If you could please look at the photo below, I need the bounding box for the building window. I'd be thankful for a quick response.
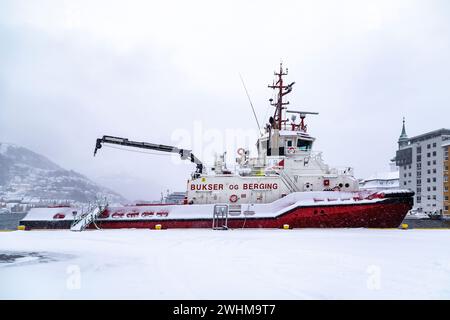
[427,161,431,166]
[416,196,421,203]
[427,144,431,149]
[433,177,436,182]
[427,169,431,174]
[408,172,412,177]
[433,195,436,200]
[427,178,431,183]
[433,142,436,147]
[417,179,422,185]
[445,206,449,211]
[433,186,436,191]
[404,181,407,186]
[427,153,431,158]
[427,187,431,192]
[433,168,436,174]
[433,151,436,156]
[433,160,436,165]
[417,146,422,154]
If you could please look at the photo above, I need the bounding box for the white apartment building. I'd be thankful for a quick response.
[395,119,450,215]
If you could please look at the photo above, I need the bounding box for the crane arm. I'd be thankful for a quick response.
[94,135,204,175]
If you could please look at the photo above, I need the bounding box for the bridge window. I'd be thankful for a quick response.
[297,139,312,150]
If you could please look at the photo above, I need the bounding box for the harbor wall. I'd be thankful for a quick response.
[403,218,450,229]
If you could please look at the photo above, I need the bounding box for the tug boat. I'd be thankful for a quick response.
[21,64,413,230]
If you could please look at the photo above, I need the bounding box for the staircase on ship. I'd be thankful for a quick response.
[70,199,108,232]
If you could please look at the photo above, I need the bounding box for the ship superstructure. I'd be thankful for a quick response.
[187,64,358,205]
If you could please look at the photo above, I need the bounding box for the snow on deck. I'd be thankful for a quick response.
[22,207,77,221]
[1,229,450,299]
[22,191,385,222]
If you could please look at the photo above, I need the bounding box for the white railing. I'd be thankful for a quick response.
[70,199,108,232]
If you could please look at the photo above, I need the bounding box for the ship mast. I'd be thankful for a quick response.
[267,64,317,133]
[268,63,294,130]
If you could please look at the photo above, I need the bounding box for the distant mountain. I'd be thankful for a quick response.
[0,143,126,204]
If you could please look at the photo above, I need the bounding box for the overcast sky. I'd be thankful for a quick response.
[1,0,449,201]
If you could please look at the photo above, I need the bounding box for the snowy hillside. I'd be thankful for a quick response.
[0,143,126,203]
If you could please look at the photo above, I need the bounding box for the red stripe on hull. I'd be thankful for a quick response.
[93,200,411,229]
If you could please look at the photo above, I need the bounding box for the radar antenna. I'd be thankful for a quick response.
[286,110,319,132]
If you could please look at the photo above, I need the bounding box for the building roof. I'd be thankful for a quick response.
[408,128,450,144]
[362,171,399,182]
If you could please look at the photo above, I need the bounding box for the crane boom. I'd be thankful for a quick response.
[94,135,204,177]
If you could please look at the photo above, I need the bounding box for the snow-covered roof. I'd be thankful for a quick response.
[409,128,450,143]
[362,171,399,182]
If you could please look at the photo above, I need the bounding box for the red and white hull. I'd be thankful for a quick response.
[21,190,414,230]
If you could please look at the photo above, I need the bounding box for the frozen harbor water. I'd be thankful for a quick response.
[1,228,450,299]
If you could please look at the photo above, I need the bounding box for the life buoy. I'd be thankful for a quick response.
[141,211,154,217]
[229,194,238,203]
[99,211,110,219]
[126,212,140,218]
[237,148,245,156]
[112,212,125,218]
[287,147,295,154]
[156,211,169,217]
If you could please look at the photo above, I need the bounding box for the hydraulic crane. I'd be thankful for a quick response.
[94,135,204,178]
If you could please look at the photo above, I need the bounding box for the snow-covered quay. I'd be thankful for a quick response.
[1,229,450,299]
